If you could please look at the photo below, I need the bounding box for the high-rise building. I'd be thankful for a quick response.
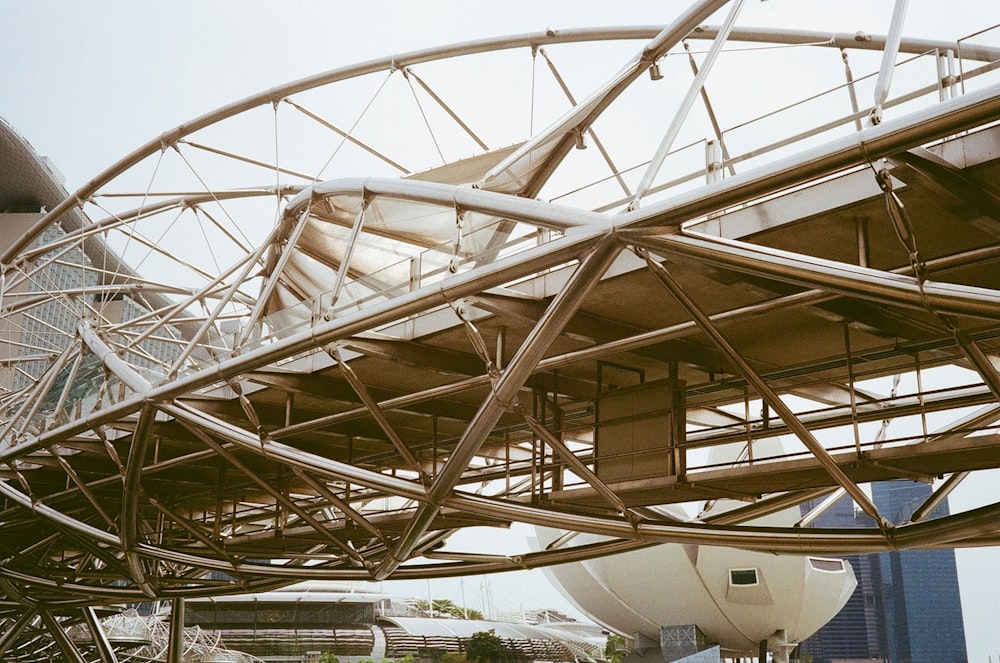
[871,481,968,663]
[0,119,183,401]
[800,482,968,663]
[798,495,888,663]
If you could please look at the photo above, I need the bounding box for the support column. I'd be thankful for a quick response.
[167,598,185,663]
[82,606,120,663]
[39,608,87,663]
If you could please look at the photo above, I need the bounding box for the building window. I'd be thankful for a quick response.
[729,568,759,586]
[808,557,845,572]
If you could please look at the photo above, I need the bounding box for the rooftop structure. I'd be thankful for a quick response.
[184,583,605,663]
[1,3,1000,661]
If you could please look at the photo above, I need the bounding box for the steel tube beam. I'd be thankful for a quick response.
[177,420,368,566]
[640,249,890,530]
[698,28,1000,63]
[872,0,910,118]
[52,449,117,530]
[618,81,1000,230]
[889,500,1000,548]
[0,471,123,548]
[8,83,998,469]
[233,208,315,350]
[374,235,623,579]
[795,488,847,529]
[0,564,287,602]
[705,488,837,526]
[632,0,744,205]
[147,498,232,560]
[329,344,425,477]
[120,405,158,598]
[523,412,631,517]
[7,21,996,263]
[911,471,969,523]
[82,605,120,663]
[0,343,73,443]
[328,199,370,306]
[78,321,152,395]
[160,400,427,500]
[285,99,411,173]
[166,598,185,663]
[291,467,389,546]
[443,492,884,553]
[952,329,1000,398]
[271,243,1000,444]
[286,175,610,232]
[630,231,1000,322]
[0,609,37,659]
[0,283,184,317]
[39,608,87,663]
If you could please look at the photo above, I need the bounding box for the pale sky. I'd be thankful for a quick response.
[2,1,998,660]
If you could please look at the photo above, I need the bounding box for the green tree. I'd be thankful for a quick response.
[604,633,627,663]
[319,654,340,663]
[466,629,506,663]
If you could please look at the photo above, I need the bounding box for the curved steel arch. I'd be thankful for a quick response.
[1,4,1000,636]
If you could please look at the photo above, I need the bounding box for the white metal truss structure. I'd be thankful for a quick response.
[2,1,1000,658]
[62,609,261,663]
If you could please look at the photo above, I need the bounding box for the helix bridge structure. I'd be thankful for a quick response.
[1,1,999,660]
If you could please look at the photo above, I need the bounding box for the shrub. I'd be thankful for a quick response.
[466,629,506,663]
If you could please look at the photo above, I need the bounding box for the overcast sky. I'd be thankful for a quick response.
[2,1,998,660]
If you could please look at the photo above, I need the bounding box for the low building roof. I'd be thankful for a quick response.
[381,615,593,644]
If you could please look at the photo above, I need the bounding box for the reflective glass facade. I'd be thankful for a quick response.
[800,482,968,663]
[872,481,967,663]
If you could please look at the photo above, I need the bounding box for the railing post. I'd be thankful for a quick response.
[409,255,420,292]
[705,139,723,185]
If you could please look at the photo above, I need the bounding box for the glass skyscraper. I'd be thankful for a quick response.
[800,481,968,663]
[871,481,968,663]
